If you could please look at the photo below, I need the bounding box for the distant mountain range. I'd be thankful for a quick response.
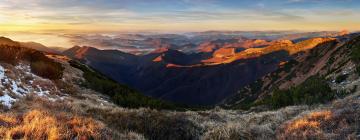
[63,33,342,105]
[62,31,348,55]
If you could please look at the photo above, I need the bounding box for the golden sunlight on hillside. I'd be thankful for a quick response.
[278,111,333,139]
[0,110,111,139]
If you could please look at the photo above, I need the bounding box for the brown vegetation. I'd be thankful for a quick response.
[0,110,111,140]
[277,95,360,140]
[0,43,64,80]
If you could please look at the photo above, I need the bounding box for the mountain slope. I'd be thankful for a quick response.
[64,37,337,105]
[20,42,60,54]
[223,34,360,109]
[0,37,175,110]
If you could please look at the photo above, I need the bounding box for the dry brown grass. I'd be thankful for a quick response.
[277,95,360,140]
[0,109,111,140]
[278,110,332,139]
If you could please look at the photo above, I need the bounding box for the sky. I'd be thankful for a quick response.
[0,0,359,32]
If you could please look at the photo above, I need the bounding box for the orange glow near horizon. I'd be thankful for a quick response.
[0,21,359,33]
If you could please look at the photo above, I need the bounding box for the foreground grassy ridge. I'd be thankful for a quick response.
[0,45,64,79]
[69,60,179,110]
[7,94,310,140]
[0,110,111,139]
[2,83,359,140]
[277,94,360,139]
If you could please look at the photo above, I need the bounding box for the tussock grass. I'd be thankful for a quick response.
[277,93,360,140]
[0,109,111,140]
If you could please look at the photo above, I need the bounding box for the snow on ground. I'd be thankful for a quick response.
[0,93,16,108]
[0,63,62,108]
[0,65,4,79]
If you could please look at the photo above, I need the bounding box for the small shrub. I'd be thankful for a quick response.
[54,80,78,95]
[269,89,293,109]
[335,74,348,83]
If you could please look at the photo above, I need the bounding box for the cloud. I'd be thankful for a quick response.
[0,0,359,32]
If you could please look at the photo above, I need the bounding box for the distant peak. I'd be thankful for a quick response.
[0,36,10,40]
[63,45,99,59]
[339,30,349,36]
[0,36,19,46]
[253,39,267,44]
[74,46,92,59]
[72,45,82,49]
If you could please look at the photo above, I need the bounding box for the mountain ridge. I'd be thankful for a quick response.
[63,36,339,105]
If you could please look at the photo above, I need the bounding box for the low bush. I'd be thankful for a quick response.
[335,74,348,83]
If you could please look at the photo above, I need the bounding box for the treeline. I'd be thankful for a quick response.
[349,36,360,75]
[261,76,346,109]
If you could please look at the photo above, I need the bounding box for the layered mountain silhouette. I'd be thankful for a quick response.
[64,36,337,105]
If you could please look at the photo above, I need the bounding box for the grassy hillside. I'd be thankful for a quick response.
[223,34,360,110]
[0,44,64,80]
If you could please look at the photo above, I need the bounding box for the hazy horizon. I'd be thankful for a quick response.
[0,29,352,50]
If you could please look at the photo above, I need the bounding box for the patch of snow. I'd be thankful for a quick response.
[0,65,4,79]
[59,96,65,100]
[48,98,56,102]
[35,85,50,96]
[11,81,27,96]
[0,63,63,109]
[0,93,17,108]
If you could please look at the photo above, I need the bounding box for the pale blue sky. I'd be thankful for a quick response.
[0,0,359,32]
